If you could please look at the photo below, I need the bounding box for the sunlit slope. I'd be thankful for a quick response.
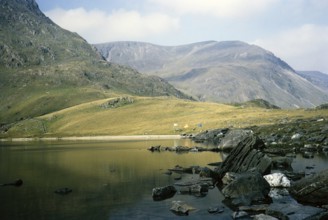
[4,97,328,137]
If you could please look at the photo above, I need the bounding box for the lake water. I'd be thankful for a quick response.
[0,139,232,220]
[1,139,328,220]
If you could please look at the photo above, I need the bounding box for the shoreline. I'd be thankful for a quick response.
[0,135,182,142]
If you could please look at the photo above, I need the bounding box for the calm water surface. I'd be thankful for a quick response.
[0,139,230,220]
[2,139,328,220]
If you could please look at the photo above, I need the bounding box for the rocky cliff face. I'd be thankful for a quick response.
[95,41,328,108]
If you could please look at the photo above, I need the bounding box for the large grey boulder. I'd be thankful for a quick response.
[222,169,271,206]
[289,169,328,205]
[218,129,254,152]
[192,128,229,144]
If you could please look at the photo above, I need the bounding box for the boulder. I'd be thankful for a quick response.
[289,169,328,205]
[152,185,176,201]
[192,128,229,144]
[264,173,291,188]
[217,134,271,178]
[222,169,271,206]
[170,201,196,216]
[218,129,254,152]
[266,202,325,220]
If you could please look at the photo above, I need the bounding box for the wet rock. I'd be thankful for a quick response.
[178,183,209,197]
[232,210,249,219]
[54,187,72,195]
[222,172,239,185]
[218,129,254,152]
[152,185,176,201]
[289,169,328,205]
[254,213,278,220]
[207,205,225,214]
[222,169,271,206]
[266,202,325,220]
[264,173,291,188]
[148,145,161,152]
[217,134,271,178]
[170,201,196,216]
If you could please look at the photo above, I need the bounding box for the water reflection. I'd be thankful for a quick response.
[0,139,224,220]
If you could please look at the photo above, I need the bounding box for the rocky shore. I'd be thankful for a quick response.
[150,117,328,219]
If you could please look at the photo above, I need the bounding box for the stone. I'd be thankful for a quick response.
[289,169,328,205]
[192,128,229,144]
[232,211,249,219]
[291,133,302,140]
[207,205,225,214]
[222,169,271,206]
[264,173,291,188]
[254,213,278,220]
[170,201,196,216]
[152,185,176,201]
[266,202,325,220]
[218,129,254,152]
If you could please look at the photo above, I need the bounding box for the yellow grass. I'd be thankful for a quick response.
[5,96,328,137]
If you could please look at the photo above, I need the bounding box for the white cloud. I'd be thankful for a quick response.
[149,0,278,18]
[45,8,180,43]
[254,24,328,73]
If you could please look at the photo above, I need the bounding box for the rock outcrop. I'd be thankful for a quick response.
[217,134,271,178]
[289,169,328,205]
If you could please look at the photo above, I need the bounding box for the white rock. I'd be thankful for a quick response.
[291,133,302,140]
[264,173,291,188]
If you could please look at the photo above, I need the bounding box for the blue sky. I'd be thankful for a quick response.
[36,0,328,73]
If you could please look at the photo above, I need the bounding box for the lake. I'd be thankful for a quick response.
[0,138,232,220]
[1,139,328,220]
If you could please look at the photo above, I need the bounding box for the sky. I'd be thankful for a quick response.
[35,0,328,73]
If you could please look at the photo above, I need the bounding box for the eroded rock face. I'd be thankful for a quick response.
[289,169,328,205]
[217,134,271,178]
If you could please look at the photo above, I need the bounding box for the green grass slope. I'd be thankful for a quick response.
[3,96,327,138]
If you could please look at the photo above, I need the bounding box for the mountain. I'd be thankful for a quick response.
[0,0,188,125]
[296,71,328,92]
[95,41,328,108]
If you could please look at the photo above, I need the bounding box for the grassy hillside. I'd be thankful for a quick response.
[2,96,327,138]
[0,0,189,125]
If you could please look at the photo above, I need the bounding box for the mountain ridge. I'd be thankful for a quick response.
[0,0,188,124]
[95,41,328,108]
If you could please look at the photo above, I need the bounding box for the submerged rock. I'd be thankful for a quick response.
[54,187,72,195]
[152,185,176,201]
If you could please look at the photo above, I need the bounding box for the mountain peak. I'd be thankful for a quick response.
[95,41,328,108]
